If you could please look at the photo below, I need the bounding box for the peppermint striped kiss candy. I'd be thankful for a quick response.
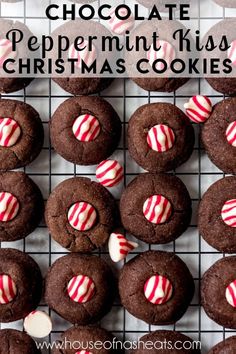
[68,202,97,231]
[72,114,100,142]
[228,40,236,67]
[226,280,236,307]
[0,39,16,68]
[108,7,134,35]
[108,233,138,262]
[144,275,173,305]
[0,192,19,222]
[68,40,97,69]
[143,194,172,224]
[221,199,236,227]
[0,274,17,304]
[147,40,176,71]
[76,351,93,354]
[96,160,123,187]
[147,124,175,153]
[184,95,212,123]
[0,118,21,147]
[226,121,236,147]
[24,311,52,338]
[67,275,95,303]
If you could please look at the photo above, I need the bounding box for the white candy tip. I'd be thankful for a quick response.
[24,311,52,338]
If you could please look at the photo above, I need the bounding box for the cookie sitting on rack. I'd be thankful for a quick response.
[0,329,40,353]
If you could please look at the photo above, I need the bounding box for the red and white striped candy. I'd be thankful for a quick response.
[68,202,97,231]
[147,40,176,71]
[0,192,19,222]
[0,274,17,304]
[144,275,173,305]
[228,40,236,66]
[0,39,16,68]
[108,233,138,262]
[67,275,95,303]
[96,160,123,187]
[108,7,134,35]
[143,194,172,224]
[226,280,236,307]
[72,114,100,142]
[226,121,236,147]
[147,124,175,152]
[24,311,52,338]
[68,40,97,69]
[221,199,236,227]
[76,351,93,354]
[184,95,212,123]
[0,118,21,147]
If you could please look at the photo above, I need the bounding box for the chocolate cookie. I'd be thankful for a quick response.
[0,329,40,354]
[45,253,116,324]
[120,173,191,244]
[136,0,190,11]
[50,96,121,166]
[0,171,44,242]
[0,99,44,171]
[213,0,236,7]
[202,19,236,95]
[199,176,236,253]
[0,19,34,93]
[0,329,40,353]
[126,20,191,92]
[119,250,194,325]
[201,97,236,174]
[50,20,113,95]
[45,177,118,252]
[52,325,118,354]
[201,256,236,328]
[207,336,236,354]
[128,102,194,173]
[0,248,42,322]
[133,330,200,354]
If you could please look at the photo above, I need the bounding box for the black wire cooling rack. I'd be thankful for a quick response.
[0,0,234,352]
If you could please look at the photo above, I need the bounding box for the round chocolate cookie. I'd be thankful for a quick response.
[199,176,236,253]
[126,20,191,92]
[133,330,200,354]
[52,326,118,354]
[202,19,236,95]
[119,250,195,325]
[207,336,236,354]
[50,20,113,95]
[201,97,236,174]
[128,102,195,173]
[201,256,236,328]
[50,96,121,166]
[45,177,118,252]
[0,248,42,322]
[213,0,236,7]
[45,253,116,324]
[0,19,34,93]
[0,329,40,353]
[0,99,44,171]
[0,171,44,242]
[120,173,191,244]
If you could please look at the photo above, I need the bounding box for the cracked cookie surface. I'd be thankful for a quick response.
[45,253,116,324]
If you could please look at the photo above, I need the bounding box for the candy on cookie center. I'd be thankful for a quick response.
[221,199,236,227]
[143,194,172,224]
[226,280,236,307]
[0,274,17,304]
[72,114,101,142]
[144,275,173,305]
[68,40,97,69]
[0,118,21,147]
[147,40,176,69]
[0,38,17,68]
[228,40,236,67]
[67,275,95,303]
[68,202,97,231]
[76,351,93,354]
[147,124,175,153]
[0,192,20,222]
[226,122,236,147]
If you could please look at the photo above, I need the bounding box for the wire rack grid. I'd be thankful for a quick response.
[0,0,235,353]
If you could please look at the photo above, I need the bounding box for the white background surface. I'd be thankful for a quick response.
[0,0,235,352]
